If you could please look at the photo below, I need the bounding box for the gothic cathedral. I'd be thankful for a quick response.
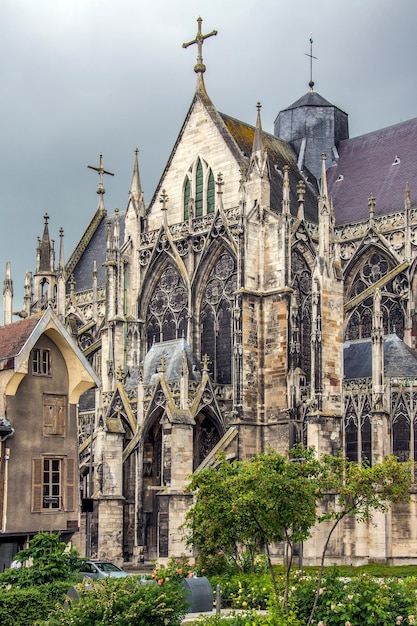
[4,19,417,565]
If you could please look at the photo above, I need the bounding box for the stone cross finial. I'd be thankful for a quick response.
[201,353,210,372]
[160,189,169,211]
[183,17,217,75]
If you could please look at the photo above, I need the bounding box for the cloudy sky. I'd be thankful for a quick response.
[1,0,416,316]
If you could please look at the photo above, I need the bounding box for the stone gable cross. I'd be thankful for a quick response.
[183,17,217,74]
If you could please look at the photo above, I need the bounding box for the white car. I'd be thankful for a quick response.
[79,560,128,580]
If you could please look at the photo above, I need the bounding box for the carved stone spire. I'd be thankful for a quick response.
[3,262,13,325]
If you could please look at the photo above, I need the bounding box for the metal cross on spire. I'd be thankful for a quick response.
[182,16,217,75]
[87,154,114,196]
[304,34,318,91]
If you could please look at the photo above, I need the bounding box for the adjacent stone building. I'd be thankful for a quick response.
[0,307,99,569]
[3,19,417,565]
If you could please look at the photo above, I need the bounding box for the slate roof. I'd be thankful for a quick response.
[0,315,41,363]
[328,118,417,225]
[344,334,417,380]
[143,338,201,384]
[282,90,340,111]
[68,210,125,293]
[220,113,319,222]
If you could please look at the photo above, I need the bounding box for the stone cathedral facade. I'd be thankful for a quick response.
[4,21,417,565]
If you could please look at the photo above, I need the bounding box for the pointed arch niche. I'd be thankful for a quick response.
[199,250,237,385]
[345,249,407,340]
[145,265,188,349]
[184,157,215,219]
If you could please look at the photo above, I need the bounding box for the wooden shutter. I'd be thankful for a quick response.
[65,458,76,512]
[43,395,66,436]
[32,458,43,513]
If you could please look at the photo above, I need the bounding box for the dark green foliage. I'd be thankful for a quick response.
[36,576,188,626]
[0,581,70,626]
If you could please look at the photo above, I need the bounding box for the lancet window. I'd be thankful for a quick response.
[344,396,372,463]
[200,252,236,385]
[345,251,406,340]
[291,250,312,381]
[145,265,188,349]
[391,389,417,468]
[184,157,215,219]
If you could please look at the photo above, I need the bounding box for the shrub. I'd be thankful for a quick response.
[36,575,187,626]
[290,570,417,626]
[0,581,71,626]
[209,573,275,610]
[0,532,81,587]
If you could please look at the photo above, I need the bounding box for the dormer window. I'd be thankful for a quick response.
[184,157,215,219]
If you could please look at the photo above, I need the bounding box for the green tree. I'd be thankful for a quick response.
[307,454,413,626]
[185,446,325,610]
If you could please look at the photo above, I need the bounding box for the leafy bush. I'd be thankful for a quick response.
[0,532,81,587]
[37,576,187,626]
[187,606,301,625]
[290,570,417,626]
[0,581,71,626]
[210,573,275,610]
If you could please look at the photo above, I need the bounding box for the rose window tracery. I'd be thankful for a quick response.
[345,251,406,340]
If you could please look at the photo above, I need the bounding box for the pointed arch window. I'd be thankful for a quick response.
[184,178,191,220]
[291,250,312,381]
[345,250,407,340]
[200,252,236,384]
[145,265,188,349]
[207,171,215,214]
[183,157,215,220]
[344,396,372,464]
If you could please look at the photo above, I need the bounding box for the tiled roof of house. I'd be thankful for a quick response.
[328,118,417,225]
[0,315,41,362]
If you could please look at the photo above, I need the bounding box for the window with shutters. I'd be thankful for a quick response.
[32,348,51,376]
[183,157,215,219]
[32,457,76,512]
[43,395,66,437]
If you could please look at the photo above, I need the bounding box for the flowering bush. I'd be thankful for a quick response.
[290,571,417,626]
[209,573,275,610]
[150,554,205,585]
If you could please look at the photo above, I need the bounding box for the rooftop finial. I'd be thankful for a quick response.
[305,33,318,91]
[87,154,114,197]
[182,17,217,77]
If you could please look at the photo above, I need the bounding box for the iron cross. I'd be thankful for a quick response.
[304,34,318,90]
[183,17,217,74]
[87,154,114,192]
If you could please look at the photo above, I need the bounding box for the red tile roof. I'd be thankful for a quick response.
[0,315,42,362]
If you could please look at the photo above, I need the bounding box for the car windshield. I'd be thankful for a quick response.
[95,562,122,573]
